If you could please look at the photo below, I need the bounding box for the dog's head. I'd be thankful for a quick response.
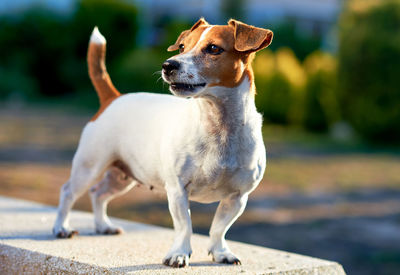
[162,18,273,97]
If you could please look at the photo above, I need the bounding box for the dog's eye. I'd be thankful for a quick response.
[179,44,185,53]
[205,44,224,55]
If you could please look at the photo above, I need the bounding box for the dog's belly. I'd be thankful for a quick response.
[188,185,235,203]
[186,166,262,203]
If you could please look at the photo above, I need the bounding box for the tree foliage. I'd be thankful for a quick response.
[338,0,400,142]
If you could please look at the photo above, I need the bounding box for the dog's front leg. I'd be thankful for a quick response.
[208,192,248,264]
[163,182,192,268]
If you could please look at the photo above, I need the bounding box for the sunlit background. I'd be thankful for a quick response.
[0,0,399,274]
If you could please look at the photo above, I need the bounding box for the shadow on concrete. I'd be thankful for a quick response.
[110,261,229,273]
[195,213,400,275]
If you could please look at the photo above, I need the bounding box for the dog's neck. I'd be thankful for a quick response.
[195,72,258,140]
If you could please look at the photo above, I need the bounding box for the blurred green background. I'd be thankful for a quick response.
[1,0,400,275]
[1,0,400,143]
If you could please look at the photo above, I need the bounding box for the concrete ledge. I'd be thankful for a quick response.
[0,196,346,274]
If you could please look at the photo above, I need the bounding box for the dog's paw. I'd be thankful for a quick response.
[96,226,124,235]
[53,227,79,239]
[163,253,190,268]
[210,249,241,265]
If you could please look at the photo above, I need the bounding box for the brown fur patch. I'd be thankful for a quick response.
[87,43,120,121]
[229,19,273,52]
[178,26,210,53]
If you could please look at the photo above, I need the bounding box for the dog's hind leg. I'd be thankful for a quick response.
[90,165,138,235]
[208,192,248,265]
[53,159,107,238]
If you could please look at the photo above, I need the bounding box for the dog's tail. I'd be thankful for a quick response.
[87,27,120,120]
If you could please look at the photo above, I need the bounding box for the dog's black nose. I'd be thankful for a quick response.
[162,60,180,75]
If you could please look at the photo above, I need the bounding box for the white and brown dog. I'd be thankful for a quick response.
[53,18,273,268]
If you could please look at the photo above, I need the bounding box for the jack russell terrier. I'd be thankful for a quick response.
[53,18,273,268]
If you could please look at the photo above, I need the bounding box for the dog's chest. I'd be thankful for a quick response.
[185,120,265,203]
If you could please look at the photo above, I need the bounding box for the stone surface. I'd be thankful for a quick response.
[0,196,346,274]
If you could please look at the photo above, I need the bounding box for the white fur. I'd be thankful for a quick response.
[90,26,106,44]
[53,25,266,268]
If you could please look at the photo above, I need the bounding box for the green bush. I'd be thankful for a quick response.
[0,9,69,97]
[114,49,169,94]
[268,22,322,61]
[0,67,38,99]
[254,48,340,131]
[0,0,138,100]
[255,49,304,125]
[72,0,138,63]
[338,0,400,142]
[256,72,293,124]
[302,51,339,131]
[157,20,192,52]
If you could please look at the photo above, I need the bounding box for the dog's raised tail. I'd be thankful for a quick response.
[87,27,120,120]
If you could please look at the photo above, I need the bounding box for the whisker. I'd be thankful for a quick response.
[153,70,162,76]
[156,76,164,84]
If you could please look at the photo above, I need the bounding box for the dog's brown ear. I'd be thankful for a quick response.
[228,19,273,52]
[168,18,209,52]
[190,17,209,31]
[168,30,190,51]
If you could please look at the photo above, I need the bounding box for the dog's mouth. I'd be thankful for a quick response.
[170,82,206,92]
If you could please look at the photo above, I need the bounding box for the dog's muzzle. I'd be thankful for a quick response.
[162,59,207,95]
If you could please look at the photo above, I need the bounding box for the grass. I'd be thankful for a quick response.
[259,155,400,194]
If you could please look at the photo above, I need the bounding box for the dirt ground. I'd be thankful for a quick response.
[1,103,400,275]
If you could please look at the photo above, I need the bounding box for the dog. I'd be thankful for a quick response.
[53,18,273,268]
